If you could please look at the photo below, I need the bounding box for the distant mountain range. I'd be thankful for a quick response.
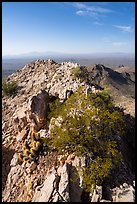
[2,52,135,78]
[2,51,135,59]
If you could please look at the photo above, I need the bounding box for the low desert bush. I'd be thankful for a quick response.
[71,66,82,79]
[48,86,125,191]
[2,78,17,96]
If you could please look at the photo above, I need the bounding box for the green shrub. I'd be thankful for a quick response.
[48,98,61,120]
[83,157,111,191]
[48,86,125,191]
[71,66,82,79]
[2,78,17,96]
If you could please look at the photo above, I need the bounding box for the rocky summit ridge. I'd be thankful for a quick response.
[2,59,135,202]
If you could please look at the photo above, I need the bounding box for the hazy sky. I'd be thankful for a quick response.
[2,2,135,56]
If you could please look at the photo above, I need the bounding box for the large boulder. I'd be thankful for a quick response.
[30,90,49,118]
[28,90,50,131]
[12,90,50,142]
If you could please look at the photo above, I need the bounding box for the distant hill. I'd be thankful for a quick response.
[2,52,135,77]
[86,64,135,116]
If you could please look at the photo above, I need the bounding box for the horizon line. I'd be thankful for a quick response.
[2,51,135,57]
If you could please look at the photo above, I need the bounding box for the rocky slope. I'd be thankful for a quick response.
[86,64,135,117]
[2,59,135,202]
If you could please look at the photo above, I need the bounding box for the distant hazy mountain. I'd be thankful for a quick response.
[2,52,135,78]
[2,51,69,59]
[2,52,135,59]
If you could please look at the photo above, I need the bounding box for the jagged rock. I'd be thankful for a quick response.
[112,184,135,202]
[58,163,70,202]
[52,193,59,202]
[13,106,27,121]
[91,189,100,202]
[96,185,102,201]
[2,122,6,130]
[57,155,86,202]
[89,185,102,202]
[32,155,86,202]
[48,59,56,64]
[3,165,23,202]
[10,153,19,167]
[69,156,85,202]
[32,169,56,202]
[16,128,28,141]
[123,182,128,188]
[13,106,28,132]
[58,155,68,167]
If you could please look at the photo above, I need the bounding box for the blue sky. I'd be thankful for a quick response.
[2,2,135,56]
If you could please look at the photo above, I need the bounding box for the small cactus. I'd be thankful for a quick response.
[23,156,30,162]
[18,131,43,165]
[23,140,30,150]
[31,140,37,149]
[30,148,37,156]
[31,132,36,141]
[23,149,30,157]
[35,141,41,151]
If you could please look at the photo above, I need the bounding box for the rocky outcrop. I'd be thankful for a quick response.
[32,168,57,202]
[27,90,50,132]
[3,163,24,202]
[13,89,50,135]
[111,183,135,202]
[32,155,86,202]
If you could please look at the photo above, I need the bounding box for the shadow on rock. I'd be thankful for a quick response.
[2,146,15,191]
[69,164,90,202]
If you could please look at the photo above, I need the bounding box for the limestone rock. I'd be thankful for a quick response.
[58,163,70,202]
[3,165,23,202]
[32,169,56,202]
[32,155,86,202]
[52,193,59,202]
[69,156,85,202]
[10,153,19,167]
[91,189,100,202]
[112,184,135,202]
[96,185,102,201]
[13,106,27,120]
[16,129,28,141]
[13,106,28,132]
